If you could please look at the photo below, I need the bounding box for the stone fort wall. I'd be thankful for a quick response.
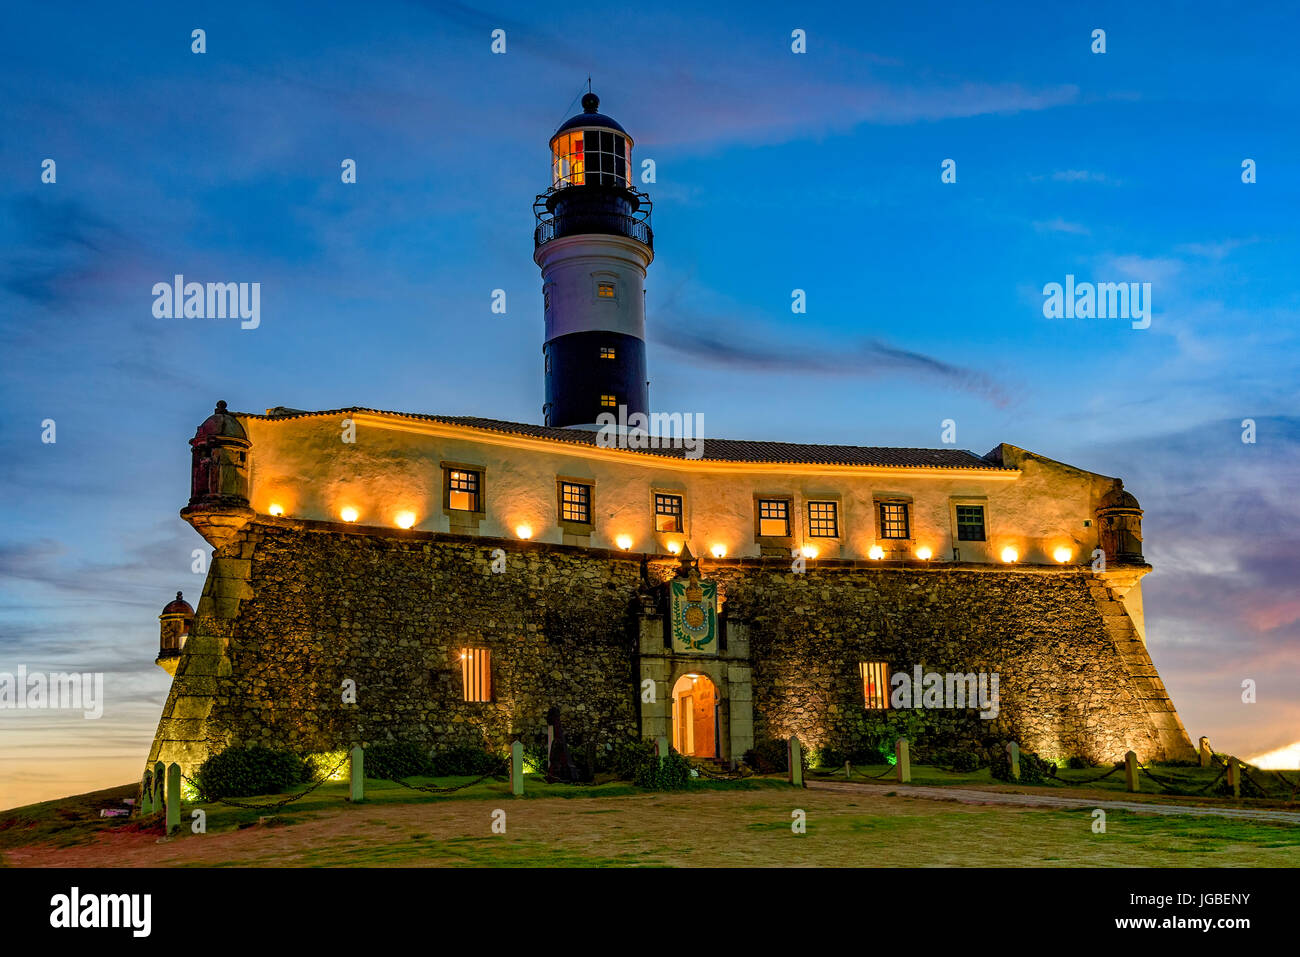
[148,519,1192,775]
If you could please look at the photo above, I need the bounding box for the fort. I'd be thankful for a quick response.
[146,91,1195,778]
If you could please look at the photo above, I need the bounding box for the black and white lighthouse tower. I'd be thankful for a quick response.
[534,91,653,429]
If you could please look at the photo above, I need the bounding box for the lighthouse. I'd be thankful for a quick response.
[534,91,654,429]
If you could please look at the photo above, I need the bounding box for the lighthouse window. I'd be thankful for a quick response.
[599,346,616,360]
[757,499,790,538]
[597,281,617,299]
[655,493,683,533]
[447,469,481,512]
[560,481,592,524]
[600,394,617,408]
[554,130,631,188]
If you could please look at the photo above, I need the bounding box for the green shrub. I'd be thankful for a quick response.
[1067,755,1094,770]
[990,746,1055,784]
[432,745,500,777]
[929,749,982,771]
[194,745,309,800]
[609,738,657,781]
[810,746,846,770]
[633,748,692,790]
[365,742,434,780]
[743,738,795,773]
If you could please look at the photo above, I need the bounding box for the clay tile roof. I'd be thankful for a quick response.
[246,407,1013,471]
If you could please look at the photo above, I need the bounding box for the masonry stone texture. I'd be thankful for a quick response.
[149,518,1191,776]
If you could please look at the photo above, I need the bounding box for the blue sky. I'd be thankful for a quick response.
[2,1,1298,807]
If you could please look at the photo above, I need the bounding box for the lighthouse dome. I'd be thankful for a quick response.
[553,92,630,138]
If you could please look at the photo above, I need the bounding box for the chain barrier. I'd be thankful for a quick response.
[1238,766,1297,802]
[1055,764,1123,785]
[180,752,352,811]
[378,763,508,794]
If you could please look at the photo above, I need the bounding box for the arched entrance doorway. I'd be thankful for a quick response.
[672,673,719,758]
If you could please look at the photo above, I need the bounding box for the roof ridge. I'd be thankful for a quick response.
[236,407,1014,470]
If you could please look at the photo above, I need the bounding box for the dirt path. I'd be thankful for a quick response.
[807,780,1300,824]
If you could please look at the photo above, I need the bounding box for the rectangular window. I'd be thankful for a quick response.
[655,493,683,533]
[447,469,480,512]
[599,346,616,360]
[758,499,790,538]
[956,504,986,542]
[879,501,910,540]
[596,281,616,299]
[460,648,492,703]
[560,481,591,524]
[860,661,890,709]
[807,501,839,538]
[600,394,617,408]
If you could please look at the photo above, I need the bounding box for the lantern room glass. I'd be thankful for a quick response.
[552,129,632,188]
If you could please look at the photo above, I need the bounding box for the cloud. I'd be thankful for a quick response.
[1033,217,1090,235]
[651,323,1012,407]
[1174,238,1257,260]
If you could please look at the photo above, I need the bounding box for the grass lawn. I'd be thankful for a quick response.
[2,772,1298,867]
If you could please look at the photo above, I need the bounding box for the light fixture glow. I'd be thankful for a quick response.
[800,545,817,559]
[915,546,932,561]
[1053,546,1073,563]
[667,541,682,555]
[268,504,284,517]
[868,545,885,560]
[1001,546,1019,563]
[616,534,633,550]
[395,511,416,529]
[340,506,359,523]
[710,544,727,558]
[515,525,533,540]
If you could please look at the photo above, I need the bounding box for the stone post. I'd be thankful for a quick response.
[1227,757,1241,799]
[895,738,911,784]
[165,763,181,834]
[349,746,364,803]
[510,741,524,797]
[1006,742,1020,782]
[655,735,670,768]
[787,736,804,787]
[1125,751,1139,792]
[845,760,852,780]
[153,761,166,812]
[1198,736,1213,769]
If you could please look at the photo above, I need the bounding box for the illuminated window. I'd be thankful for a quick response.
[860,661,889,709]
[460,648,492,702]
[447,469,481,512]
[560,481,591,524]
[599,346,616,360]
[879,502,910,540]
[552,130,631,188]
[808,501,839,538]
[655,493,683,533]
[757,499,790,538]
[956,505,986,542]
[600,394,617,408]
[597,281,616,299]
